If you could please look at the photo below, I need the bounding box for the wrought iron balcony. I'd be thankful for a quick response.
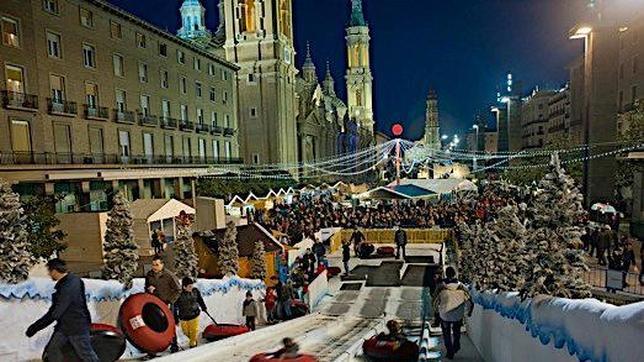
[2,90,38,111]
[223,127,235,137]
[138,112,158,127]
[114,109,136,124]
[160,117,178,129]
[0,151,243,166]
[179,120,194,132]
[196,122,211,133]
[211,125,223,135]
[47,98,77,116]
[84,105,109,120]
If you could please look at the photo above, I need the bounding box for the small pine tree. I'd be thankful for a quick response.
[23,195,67,259]
[102,191,139,289]
[0,178,33,284]
[520,154,591,300]
[174,218,198,280]
[218,220,239,276]
[250,240,266,281]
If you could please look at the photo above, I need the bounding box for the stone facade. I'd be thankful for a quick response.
[423,89,441,149]
[0,0,240,211]
[520,89,556,150]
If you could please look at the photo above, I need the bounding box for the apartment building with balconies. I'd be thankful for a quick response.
[0,0,241,212]
[520,89,556,150]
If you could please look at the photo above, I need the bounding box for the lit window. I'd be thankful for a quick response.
[136,32,146,48]
[5,64,25,94]
[113,54,124,77]
[180,77,187,94]
[1,17,20,47]
[195,82,202,97]
[49,74,65,103]
[82,44,96,68]
[85,82,99,108]
[138,63,148,83]
[43,0,59,14]
[110,21,122,39]
[159,42,167,57]
[160,70,169,88]
[80,8,93,28]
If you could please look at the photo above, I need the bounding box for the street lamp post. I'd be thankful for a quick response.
[472,124,479,171]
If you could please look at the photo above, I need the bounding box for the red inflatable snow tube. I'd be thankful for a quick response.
[249,353,318,362]
[376,246,395,257]
[118,293,175,353]
[326,266,342,278]
[362,336,419,362]
[44,323,126,362]
[202,323,250,341]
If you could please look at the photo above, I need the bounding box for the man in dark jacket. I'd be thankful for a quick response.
[26,259,99,362]
[342,241,351,276]
[394,226,408,259]
[349,227,366,257]
[312,240,326,266]
[145,256,181,353]
[596,226,611,266]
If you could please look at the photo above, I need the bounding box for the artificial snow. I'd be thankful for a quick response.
[468,289,644,362]
[0,276,264,361]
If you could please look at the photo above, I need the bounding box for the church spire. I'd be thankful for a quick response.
[323,61,336,96]
[302,42,318,83]
[349,0,367,27]
[177,0,211,42]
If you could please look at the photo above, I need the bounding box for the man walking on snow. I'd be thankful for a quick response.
[433,266,473,360]
[25,258,99,362]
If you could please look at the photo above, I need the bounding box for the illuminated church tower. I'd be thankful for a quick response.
[221,0,298,165]
[177,0,212,43]
[345,0,374,135]
[423,89,441,149]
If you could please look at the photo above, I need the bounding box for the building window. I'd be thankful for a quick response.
[252,153,259,164]
[198,138,206,160]
[85,82,99,108]
[161,99,171,120]
[79,8,93,28]
[180,104,188,121]
[195,82,202,97]
[118,130,130,158]
[197,108,204,124]
[82,44,96,68]
[194,57,201,71]
[110,21,122,39]
[250,107,257,117]
[225,114,231,128]
[165,134,174,158]
[10,119,32,153]
[221,69,228,81]
[209,87,216,102]
[159,42,167,57]
[5,64,25,93]
[223,91,228,104]
[211,111,217,126]
[177,50,185,64]
[115,89,127,112]
[43,0,59,14]
[208,64,215,76]
[136,32,146,48]
[113,54,124,77]
[225,142,232,159]
[46,31,62,58]
[248,73,255,83]
[212,140,219,159]
[160,70,169,88]
[49,74,65,102]
[182,136,192,157]
[180,77,187,94]
[138,63,148,83]
[140,95,150,116]
[1,17,20,47]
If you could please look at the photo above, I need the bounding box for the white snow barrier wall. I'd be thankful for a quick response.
[466,289,644,362]
[0,276,264,361]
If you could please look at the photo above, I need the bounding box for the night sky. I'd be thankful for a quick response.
[106,0,589,140]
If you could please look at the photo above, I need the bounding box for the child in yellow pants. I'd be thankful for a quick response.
[175,277,208,348]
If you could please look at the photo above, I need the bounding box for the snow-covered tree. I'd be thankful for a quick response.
[218,220,239,276]
[102,191,139,289]
[174,218,198,280]
[250,240,266,281]
[519,154,591,300]
[0,178,33,284]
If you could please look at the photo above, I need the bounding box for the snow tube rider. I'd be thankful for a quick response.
[269,338,301,359]
[378,320,407,344]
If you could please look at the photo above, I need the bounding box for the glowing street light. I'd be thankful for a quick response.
[441,134,449,140]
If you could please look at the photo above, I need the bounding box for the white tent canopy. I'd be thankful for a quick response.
[387,178,477,195]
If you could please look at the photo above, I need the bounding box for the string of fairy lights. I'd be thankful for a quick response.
[198,138,642,180]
